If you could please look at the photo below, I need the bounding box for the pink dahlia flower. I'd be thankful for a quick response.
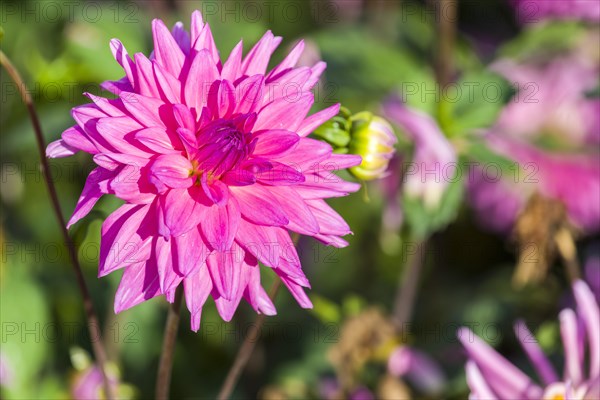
[511,0,600,23]
[468,57,600,234]
[46,11,361,331]
[458,281,600,399]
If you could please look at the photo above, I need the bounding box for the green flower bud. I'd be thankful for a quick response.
[347,111,397,181]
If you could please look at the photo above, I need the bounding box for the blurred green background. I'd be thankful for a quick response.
[1,0,597,399]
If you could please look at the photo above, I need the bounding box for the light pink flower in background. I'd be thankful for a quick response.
[459,280,600,399]
[511,0,600,23]
[71,366,119,400]
[46,11,361,331]
[0,352,13,388]
[388,345,446,395]
[468,57,600,234]
[383,98,457,211]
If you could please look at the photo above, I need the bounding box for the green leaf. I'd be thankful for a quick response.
[499,21,586,61]
[402,177,464,239]
[443,71,514,137]
[464,141,519,179]
[308,294,341,324]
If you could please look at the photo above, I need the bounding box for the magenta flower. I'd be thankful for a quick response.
[458,281,600,399]
[71,365,119,400]
[468,57,600,234]
[46,11,361,331]
[383,98,457,210]
[511,0,600,23]
[388,345,446,395]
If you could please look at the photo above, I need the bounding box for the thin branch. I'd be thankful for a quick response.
[435,0,458,89]
[156,285,184,400]
[217,278,282,400]
[0,50,115,400]
[392,239,427,332]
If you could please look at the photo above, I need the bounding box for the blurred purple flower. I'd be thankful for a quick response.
[511,0,600,23]
[383,99,457,210]
[468,57,600,234]
[388,345,446,395]
[586,255,600,303]
[459,280,600,399]
[71,365,119,400]
[0,352,13,388]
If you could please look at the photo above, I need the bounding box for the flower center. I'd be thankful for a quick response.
[194,120,249,177]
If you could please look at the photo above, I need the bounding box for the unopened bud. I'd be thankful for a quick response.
[347,111,397,181]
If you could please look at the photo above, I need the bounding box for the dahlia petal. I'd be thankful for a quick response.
[268,40,305,80]
[207,243,244,300]
[236,220,280,267]
[245,285,277,316]
[560,309,583,385]
[61,126,99,155]
[172,104,196,132]
[153,61,182,104]
[46,139,78,158]
[457,327,543,399]
[155,236,183,294]
[572,280,600,379]
[183,265,212,332]
[133,53,161,99]
[119,92,168,129]
[295,173,361,199]
[114,260,161,313]
[221,168,256,186]
[149,153,194,190]
[109,38,136,87]
[200,196,240,252]
[109,160,156,204]
[306,61,326,89]
[267,186,319,235]
[135,127,178,154]
[212,257,255,321]
[276,270,312,308]
[67,167,112,229]
[221,40,243,82]
[99,204,153,277]
[192,23,219,65]
[254,93,313,131]
[241,31,279,76]
[255,161,305,186]
[306,199,351,236]
[266,67,312,102]
[326,153,363,170]
[190,10,204,45]
[173,228,208,277]
[152,19,185,75]
[208,80,236,119]
[84,93,126,117]
[514,320,559,386]
[231,185,289,226]
[101,77,133,94]
[251,129,300,157]
[200,176,230,206]
[94,117,148,156]
[171,21,191,54]
[161,187,210,237]
[184,49,219,115]
[235,74,265,115]
[466,361,498,400]
[313,233,349,248]
[297,103,341,137]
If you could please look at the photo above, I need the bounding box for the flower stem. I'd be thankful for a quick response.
[156,285,184,400]
[217,234,298,400]
[217,278,282,400]
[0,50,115,400]
[392,239,427,332]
